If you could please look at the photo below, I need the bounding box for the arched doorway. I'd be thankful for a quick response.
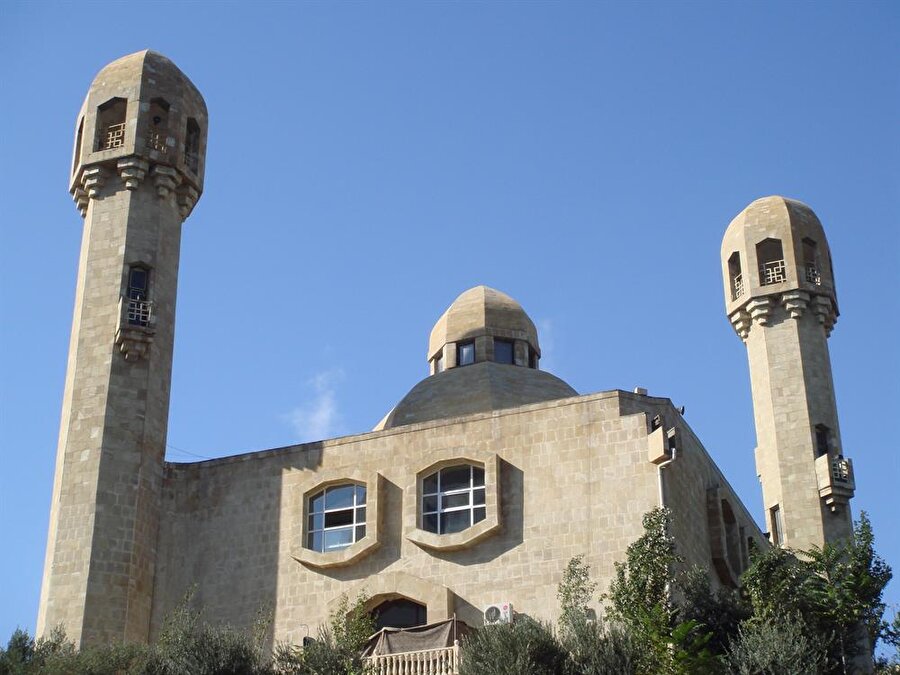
[371,598,427,631]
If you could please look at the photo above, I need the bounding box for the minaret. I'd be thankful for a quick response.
[37,51,206,646]
[722,196,854,550]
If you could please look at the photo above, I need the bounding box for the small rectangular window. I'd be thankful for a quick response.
[815,425,829,457]
[770,505,783,546]
[494,339,514,364]
[457,342,475,366]
[434,353,444,374]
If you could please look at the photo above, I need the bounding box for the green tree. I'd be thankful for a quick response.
[603,507,720,674]
[677,567,748,657]
[741,512,892,673]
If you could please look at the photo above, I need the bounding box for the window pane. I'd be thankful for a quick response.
[308,531,323,552]
[472,467,485,487]
[355,484,367,505]
[422,495,438,513]
[458,342,475,366]
[308,513,324,531]
[494,340,514,364]
[443,492,470,509]
[324,509,354,528]
[129,268,148,293]
[423,513,438,533]
[309,491,325,513]
[357,506,366,524]
[474,507,486,524]
[324,527,353,550]
[441,510,470,534]
[325,485,354,510]
[441,466,471,492]
[356,525,366,542]
[423,473,438,494]
[473,488,485,506]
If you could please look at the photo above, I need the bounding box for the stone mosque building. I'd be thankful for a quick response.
[37,51,858,651]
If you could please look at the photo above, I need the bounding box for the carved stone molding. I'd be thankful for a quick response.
[117,158,149,190]
[781,290,810,319]
[813,295,837,335]
[81,166,107,198]
[729,308,752,341]
[746,297,772,327]
[72,186,89,218]
[177,185,199,219]
[152,165,181,198]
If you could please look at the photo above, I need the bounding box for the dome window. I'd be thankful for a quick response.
[457,341,475,367]
[493,339,514,365]
[306,483,367,552]
[421,465,485,535]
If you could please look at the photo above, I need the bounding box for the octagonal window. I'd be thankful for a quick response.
[422,465,485,534]
[307,483,367,552]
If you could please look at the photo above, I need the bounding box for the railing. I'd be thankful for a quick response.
[731,273,744,300]
[101,122,126,150]
[831,457,852,484]
[759,259,786,285]
[365,644,459,675]
[126,298,153,327]
[146,128,168,154]
[805,263,821,285]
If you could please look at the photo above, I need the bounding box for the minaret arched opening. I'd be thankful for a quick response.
[147,98,170,155]
[727,251,743,301]
[95,97,127,151]
[756,238,785,285]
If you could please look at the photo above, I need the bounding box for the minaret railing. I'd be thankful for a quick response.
[805,263,822,285]
[731,273,744,300]
[100,122,127,150]
[759,259,786,285]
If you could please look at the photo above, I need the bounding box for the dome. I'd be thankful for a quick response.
[428,286,539,363]
[376,361,578,430]
[90,50,206,113]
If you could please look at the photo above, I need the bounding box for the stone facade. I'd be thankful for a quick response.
[38,51,856,650]
[151,388,763,646]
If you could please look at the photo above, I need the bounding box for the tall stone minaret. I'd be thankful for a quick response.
[721,196,854,551]
[37,51,206,646]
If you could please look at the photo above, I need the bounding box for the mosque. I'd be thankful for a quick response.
[36,50,857,651]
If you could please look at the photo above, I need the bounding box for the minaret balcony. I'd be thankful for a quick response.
[115,295,156,361]
[815,454,855,512]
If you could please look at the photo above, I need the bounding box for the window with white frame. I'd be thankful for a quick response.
[306,483,366,552]
[421,465,486,534]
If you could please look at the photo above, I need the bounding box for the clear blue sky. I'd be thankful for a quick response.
[1,0,898,646]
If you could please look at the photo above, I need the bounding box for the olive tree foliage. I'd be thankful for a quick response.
[458,617,568,675]
[0,612,272,675]
[273,592,374,675]
[724,613,828,675]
